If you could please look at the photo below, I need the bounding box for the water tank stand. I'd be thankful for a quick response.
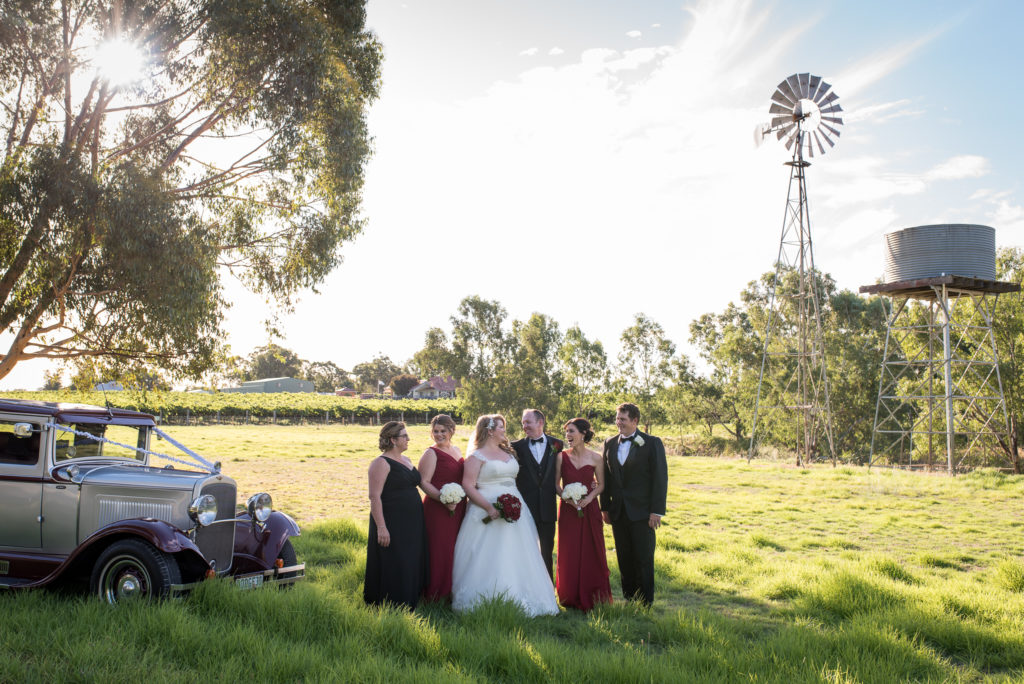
[860,277,1019,473]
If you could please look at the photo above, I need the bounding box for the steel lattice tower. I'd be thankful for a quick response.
[748,73,840,466]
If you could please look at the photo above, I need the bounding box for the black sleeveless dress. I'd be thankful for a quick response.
[364,457,429,609]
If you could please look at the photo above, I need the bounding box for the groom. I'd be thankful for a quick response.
[600,402,668,606]
[511,408,562,580]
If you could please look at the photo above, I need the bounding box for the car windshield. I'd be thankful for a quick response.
[55,424,148,462]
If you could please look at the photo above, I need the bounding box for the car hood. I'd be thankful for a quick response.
[56,462,211,490]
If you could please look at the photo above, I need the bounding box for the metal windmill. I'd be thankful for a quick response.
[748,73,842,466]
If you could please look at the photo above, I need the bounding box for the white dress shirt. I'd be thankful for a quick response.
[529,435,546,464]
[617,432,636,466]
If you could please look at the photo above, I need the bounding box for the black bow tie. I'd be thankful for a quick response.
[530,437,544,445]
[619,434,635,444]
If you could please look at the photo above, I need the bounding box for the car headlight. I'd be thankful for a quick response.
[247,492,273,523]
[189,494,218,527]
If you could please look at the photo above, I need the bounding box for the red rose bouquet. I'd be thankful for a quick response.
[482,493,522,524]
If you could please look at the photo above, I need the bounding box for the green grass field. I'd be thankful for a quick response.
[3,424,1024,682]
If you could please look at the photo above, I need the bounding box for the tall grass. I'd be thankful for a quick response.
[2,426,1023,681]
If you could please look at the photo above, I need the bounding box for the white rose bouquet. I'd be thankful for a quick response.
[439,483,466,517]
[561,482,589,518]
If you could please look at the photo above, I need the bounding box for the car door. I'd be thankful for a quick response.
[0,416,44,549]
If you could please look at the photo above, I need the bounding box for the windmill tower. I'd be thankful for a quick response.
[748,73,842,466]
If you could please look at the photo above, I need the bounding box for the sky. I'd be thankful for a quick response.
[4,0,1024,389]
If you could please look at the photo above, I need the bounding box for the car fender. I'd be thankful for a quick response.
[21,519,207,588]
[231,511,300,573]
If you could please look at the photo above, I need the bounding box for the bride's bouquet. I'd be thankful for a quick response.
[482,493,522,524]
[561,483,589,517]
[439,483,466,516]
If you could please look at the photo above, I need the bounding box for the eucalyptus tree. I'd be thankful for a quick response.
[0,0,381,381]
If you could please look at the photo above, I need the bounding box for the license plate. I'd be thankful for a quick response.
[236,574,264,590]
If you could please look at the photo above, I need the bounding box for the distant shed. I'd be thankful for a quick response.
[222,377,314,393]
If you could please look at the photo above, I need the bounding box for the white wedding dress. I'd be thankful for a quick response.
[451,453,559,616]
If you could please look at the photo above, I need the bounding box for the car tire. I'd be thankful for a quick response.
[91,539,182,604]
[276,539,298,581]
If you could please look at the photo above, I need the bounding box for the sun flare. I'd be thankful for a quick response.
[93,38,146,86]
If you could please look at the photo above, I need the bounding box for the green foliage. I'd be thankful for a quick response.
[558,325,609,418]
[389,373,420,397]
[617,313,677,430]
[351,354,401,393]
[0,390,459,422]
[0,0,381,382]
[302,360,353,393]
[245,344,304,381]
[690,268,887,460]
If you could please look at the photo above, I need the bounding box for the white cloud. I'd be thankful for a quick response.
[519,47,538,56]
[925,155,989,181]
[625,30,642,39]
[207,0,961,378]
[844,99,923,124]
[548,47,564,56]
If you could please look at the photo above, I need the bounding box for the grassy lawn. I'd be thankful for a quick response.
[3,424,1024,682]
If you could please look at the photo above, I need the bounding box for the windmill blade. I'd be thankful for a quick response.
[813,130,826,155]
[776,122,796,141]
[772,89,795,108]
[785,134,796,151]
[771,115,792,128]
[785,74,802,99]
[820,103,843,115]
[822,122,842,138]
[806,136,815,158]
[819,91,839,107]
[777,79,799,105]
[813,81,833,103]
[820,129,836,147]
[797,73,810,98]
[769,102,793,116]
[808,75,822,99]
[822,116,844,126]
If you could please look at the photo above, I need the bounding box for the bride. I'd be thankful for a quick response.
[451,414,559,616]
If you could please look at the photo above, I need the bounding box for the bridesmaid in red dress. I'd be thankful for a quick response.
[418,414,467,601]
[555,417,612,611]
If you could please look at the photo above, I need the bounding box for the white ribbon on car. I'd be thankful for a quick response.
[45,422,217,472]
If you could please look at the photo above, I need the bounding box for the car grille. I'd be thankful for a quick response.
[98,496,174,527]
[194,482,236,574]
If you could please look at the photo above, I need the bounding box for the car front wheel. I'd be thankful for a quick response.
[91,539,182,604]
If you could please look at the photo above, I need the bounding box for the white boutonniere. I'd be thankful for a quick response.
[634,435,645,448]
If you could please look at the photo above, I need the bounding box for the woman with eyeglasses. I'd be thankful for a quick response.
[364,421,429,609]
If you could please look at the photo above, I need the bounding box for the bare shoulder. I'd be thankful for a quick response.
[450,444,463,458]
[368,455,388,475]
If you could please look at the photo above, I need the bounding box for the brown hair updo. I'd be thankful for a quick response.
[378,421,406,452]
[563,417,594,443]
[430,414,457,435]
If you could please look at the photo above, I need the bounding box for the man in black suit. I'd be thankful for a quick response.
[511,408,562,580]
[600,402,668,606]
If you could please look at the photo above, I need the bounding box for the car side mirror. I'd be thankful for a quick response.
[12,422,34,438]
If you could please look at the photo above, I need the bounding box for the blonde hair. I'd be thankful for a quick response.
[472,414,513,455]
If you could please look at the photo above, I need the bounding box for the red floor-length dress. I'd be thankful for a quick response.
[422,447,466,601]
[556,452,612,611]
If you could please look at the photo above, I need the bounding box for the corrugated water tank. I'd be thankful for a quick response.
[883,224,995,282]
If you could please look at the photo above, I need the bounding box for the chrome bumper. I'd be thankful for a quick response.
[170,563,305,596]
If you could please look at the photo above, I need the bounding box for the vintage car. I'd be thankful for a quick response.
[0,398,304,602]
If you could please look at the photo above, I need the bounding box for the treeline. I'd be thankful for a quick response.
[0,390,460,424]
[398,250,1024,469]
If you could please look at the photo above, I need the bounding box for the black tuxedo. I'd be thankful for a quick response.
[511,433,562,580]
[599,430,667,605]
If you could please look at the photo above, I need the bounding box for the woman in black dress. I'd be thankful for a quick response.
[364,421,429,609]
